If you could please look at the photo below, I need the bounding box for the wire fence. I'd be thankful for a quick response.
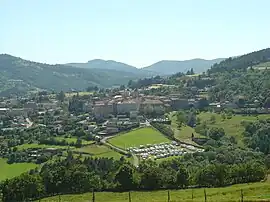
[53,189,270,202]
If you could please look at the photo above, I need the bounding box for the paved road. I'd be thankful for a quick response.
[26,118,33,128]
[101,135,139,167]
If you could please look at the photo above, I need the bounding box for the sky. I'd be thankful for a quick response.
[1,0,270,67]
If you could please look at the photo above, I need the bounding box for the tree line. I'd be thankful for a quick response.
[0,146,267,202]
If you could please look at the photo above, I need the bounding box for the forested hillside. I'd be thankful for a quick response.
[207,48,270,103]
[0,54,146,95]
[209,48,270,73]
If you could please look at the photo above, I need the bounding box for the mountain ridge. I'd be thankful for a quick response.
[67,58,226,75]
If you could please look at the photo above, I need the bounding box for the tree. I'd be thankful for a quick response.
[2,174,45,202]
[190,68,194,75]
[115,164,136,190]
[208,127,225,140]
[176,166,189,188]
[176,111,187,128]
[75,138,82,148]
[57,91,65,102]
[210,115,216,123]
[120,85,125,90]
[187,112,196,127]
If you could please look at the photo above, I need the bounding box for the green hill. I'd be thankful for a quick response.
[143,58,225,75]
[209,48,270,73]
[0,54,147,95]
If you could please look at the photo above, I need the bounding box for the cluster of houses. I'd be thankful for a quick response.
[127,141,204,160]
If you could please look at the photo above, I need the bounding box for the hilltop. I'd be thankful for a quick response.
[0,54,146,95]
[143,58,225,75]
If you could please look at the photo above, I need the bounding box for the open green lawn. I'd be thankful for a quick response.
[108,127,170,149]
[197,112,270,145]
[0,158,38,181]
[65,91,93,97]
[16,143,73,150]
[40,181,270,202]
[54,136,94,145]
[74,145,123,159]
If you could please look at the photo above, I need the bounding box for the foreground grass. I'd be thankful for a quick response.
[40,181,270,202]
[0,158,38,181]
[16,143,74,150]
[74,145,123,159]
[108,127,170,149]
[197,112,270,145]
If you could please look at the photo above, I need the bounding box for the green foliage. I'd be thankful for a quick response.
[0,145,267,201]
[243,119,270,154]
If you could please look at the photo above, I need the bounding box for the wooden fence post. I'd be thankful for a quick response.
[241,189,243,202]
[129,191,131,202]
[167,190,170,202]
[204,189,207,202]
[92,190,95,202]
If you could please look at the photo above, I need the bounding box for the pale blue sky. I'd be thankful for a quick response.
[1,0,269,67]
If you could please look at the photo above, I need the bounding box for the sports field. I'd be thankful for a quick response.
[40,181,270,202]
[108,127,170,149]
[0,158,38,181]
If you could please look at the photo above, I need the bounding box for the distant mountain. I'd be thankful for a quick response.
[67,59,155,76]
[142,58,225,75]
[0,54,147,96]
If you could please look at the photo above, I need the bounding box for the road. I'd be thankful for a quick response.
[101,135,139,167]
[26,118,33,128]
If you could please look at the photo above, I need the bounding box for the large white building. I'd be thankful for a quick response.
[116,100,139,114]
[93,101,114,119]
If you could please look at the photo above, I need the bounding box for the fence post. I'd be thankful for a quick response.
[129,191,131,202]
[204,189,207,202]
[92,190,95,202]
[241,189,243,202]
[167,190,170,202]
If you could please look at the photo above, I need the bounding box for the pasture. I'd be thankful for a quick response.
[74,145,123,159]
[197,112,270,145]
[0,158,38,181]
[170,112,202,145]
[16,143,73,150]
[108,127,170,149]
[40,181,270,202]
[54,136,94,145]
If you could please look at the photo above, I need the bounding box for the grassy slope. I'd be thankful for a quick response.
[0,158,38,181]
[16,143,74,150]
[170,112,202,145]
[40,181,270,202]
[254,61,270,70]
[74,145,123,159]
[54,136,94,145]
[197,112,270,145]
[108,127,170,149]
